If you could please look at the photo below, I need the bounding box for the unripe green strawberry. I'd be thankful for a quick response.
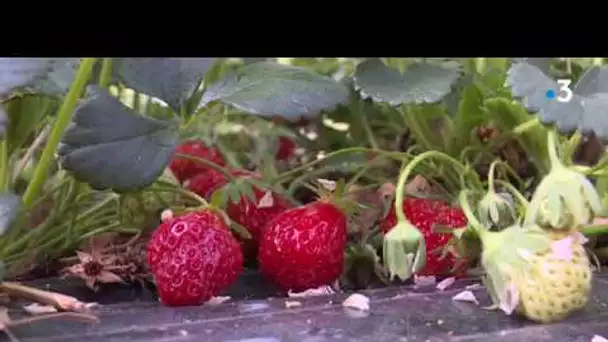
[479,225,592,324]
[512,231,592,323]
[525,131,602,231]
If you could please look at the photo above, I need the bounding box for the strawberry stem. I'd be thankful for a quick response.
[174,153,235,181]
[547,130,563,171]
[457,190,483,231]
[273,147,412,184]
[487,160,499,194]
[394,151,482,224]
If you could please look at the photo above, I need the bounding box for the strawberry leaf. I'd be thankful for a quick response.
[0,58,84,99]
[58,86,179,192]
[201,61,349,122]
[5,95,55,153]
[235,179,257,204]
[210,188,229,208]
[443,74,473,115]
[506,61,608,138]
[115,58,215,113]
[353,59,462,106]
[0,193,22,237]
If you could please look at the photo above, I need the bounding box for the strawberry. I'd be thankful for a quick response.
[185,169,291,259]
[184,169,254,200]
[147,210,243,306]
[226,187,292,242]
[379,198,468,277]
[169,140,226,183]
[275,136,296,161]
[258,201,347,292]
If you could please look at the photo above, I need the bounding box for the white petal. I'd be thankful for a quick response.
[436,277,455,291]
[342,293,370,311]
[288,285,335,298]
[452,291,479,304]
[591,335,608,342]
[257,191,274,208]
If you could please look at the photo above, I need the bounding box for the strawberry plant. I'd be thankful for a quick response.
[0,57,606,328]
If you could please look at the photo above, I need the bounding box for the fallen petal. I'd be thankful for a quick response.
[317,179,336,191]
[452,291,479,305]
[284,300,302,309]
[465,283,484,290]
[436,277,455,291]
[288,285,335,298]
[342,293,370,311]
[205,296,231,306]
[257,191,274,208]
[23,303,58,315]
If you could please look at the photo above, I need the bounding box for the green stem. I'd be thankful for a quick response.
[98,58,113,88]
[150,184,208,206]
[400,106,434,151]
[546,130,561,170]
[0,139,8,192]
[513,117,540,135]
[458,190,483,230]
[22,58,97,210]
[353,99,379,149]
[581,224,608,237]
[274,147,408,184]
[475,58,487,74]
[487,160,499,194]
[494,179,529,207]
[394,151,480,224]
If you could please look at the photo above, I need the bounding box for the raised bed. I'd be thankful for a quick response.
[5,271,608,342]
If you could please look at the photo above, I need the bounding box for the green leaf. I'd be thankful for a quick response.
[201,61,349,122]
[353,59,462,106]
[236,179,257,204]
[58,86,179,192]
[115,58,215,113]
[0,58,83,99]
[506,61,608,138]
[446,83,485,155]
[210,189,229,208]
[4,94,55,153]
[0,193,22,236]
[443,74,473,115]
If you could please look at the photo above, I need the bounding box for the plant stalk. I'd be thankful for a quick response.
[22,58,97,209]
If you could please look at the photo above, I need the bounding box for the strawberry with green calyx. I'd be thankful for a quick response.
[526,130,602,231]
[380,197,469,278]
[383,150,483,282]
[118,169,184,231]
[459,190,593,323]
[476,160,518,231]
[147,209,244,306]
[257,179,357,292]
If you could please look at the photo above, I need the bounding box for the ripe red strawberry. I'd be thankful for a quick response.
[275,136,296,161]
[226,187,292,242]
[184,169,255,200]
[379,198,468,278]
[258,201,347,292]
[147,210,243,306]
[169,140,226,183]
